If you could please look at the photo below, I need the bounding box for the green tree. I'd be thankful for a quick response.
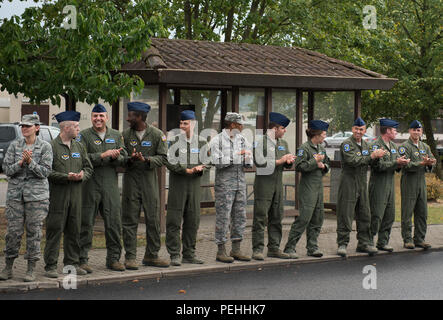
[0,0,166,109]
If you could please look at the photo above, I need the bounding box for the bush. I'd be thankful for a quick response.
[427,175,443,201]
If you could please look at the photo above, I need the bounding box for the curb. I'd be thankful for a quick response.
[1,246,442,293]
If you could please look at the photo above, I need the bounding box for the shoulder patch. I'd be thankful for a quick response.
[161,135,167,142]
[372,145,378,151]
[398,147,405,155]
[75,134,82,142]
[343,144,350,152]
[297,149,304,156]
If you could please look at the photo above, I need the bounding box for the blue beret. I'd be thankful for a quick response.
[409,120,422,129]
[269,112,290,128]
[380,118,399,128]
[353,117,366,127]
[55,111,81,123]
[309,120,329,131]
[180,110,196,120]
[92,104,107,113]
[127,101,151,113]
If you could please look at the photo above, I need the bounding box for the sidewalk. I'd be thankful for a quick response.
[1,212,443,293]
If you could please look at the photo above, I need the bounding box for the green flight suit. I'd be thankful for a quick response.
[336,136,372,248]
[399,138,435,244]
[368,137,400,247]
[165,134,210,259]
[284,140,330,253]
[78,126,127,266]
[252,134,293,253]
[44,136,93,271]
[122,125,168,261]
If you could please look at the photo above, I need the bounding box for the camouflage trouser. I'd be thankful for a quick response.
[214,187,246,245]
[4,199,49,261]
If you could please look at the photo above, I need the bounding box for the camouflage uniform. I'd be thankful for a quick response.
[2,137,53,261]
[210,129,253,245]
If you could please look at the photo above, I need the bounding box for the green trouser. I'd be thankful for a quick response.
[284,193,324,253]
[44,201,82,270]
[336,174,372,247]
[122,179,160,261]
[369,174,395,247]
[252,191,284,252]
[401,174,428,244]
[165,189,200,259]
[80,182,122,265]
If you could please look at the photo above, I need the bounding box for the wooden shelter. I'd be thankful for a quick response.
[117,38,397,229]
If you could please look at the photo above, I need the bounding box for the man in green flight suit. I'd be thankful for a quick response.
[336,117,386,258]
[122,101,169,269]
[165,110,210,266]
[252,112,296,260]
[369,118,409,252]
[399,120,436,250]
[44,111,93,278]
[78,104,127,272]
[283,120,330,259]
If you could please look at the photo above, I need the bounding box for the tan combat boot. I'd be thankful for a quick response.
[230,241,251,261]
[0,258,14,280]
[23,260,36,282]
[216,244,234,263]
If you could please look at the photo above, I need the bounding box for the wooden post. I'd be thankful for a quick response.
[174,89,181,105]
[263,88,272,130]
[221,89,228,130]
[354,90,361,119]
[308,91,314,123]
[295,89,303,209]
[232,86,239,113]
[158,84,167,232]
[111,100,120,130]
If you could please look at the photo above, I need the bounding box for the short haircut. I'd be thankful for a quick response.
[306,128,323,139]
[268,122,281,129]
[133,111,147,122]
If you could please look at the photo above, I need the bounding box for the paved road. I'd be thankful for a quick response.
[1,250,442,300]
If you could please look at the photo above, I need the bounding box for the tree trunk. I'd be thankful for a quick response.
[225,6,235,42]
[422,112,443,180]
[62,93,76,111]
[184,0,193,39]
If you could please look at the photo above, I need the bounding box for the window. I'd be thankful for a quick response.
[39,128,51,142]
[0,127,16,142]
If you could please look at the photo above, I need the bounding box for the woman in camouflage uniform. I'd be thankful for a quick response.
[0,114,52,282]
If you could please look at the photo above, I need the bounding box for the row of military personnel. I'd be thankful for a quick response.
[0,101,437,282]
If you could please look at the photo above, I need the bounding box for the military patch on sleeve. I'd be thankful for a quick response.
[343,144,350,152]
[161,135,167,142]
[297,149,304,156]
[398,147,405,155]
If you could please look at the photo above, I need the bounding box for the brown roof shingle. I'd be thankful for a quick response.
[121,38,396,90]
